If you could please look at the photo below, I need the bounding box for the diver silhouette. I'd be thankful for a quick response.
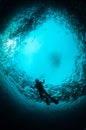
[32,79,58,105]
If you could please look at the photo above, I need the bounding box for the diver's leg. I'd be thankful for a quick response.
[39,92,44,99]
[44,91,59,104]
[39,91,50,105]
[50,97,59,104]
[45,96,50,105]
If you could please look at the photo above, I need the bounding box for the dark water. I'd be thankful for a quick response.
[0,0,86,129]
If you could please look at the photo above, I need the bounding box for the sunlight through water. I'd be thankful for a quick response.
[0,6,86,105]
[19,18,78,85]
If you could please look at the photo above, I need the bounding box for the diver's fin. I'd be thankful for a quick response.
[51,98,59,104]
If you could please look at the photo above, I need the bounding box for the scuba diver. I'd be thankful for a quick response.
[32,79,58,105]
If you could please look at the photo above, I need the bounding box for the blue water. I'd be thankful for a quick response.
[0,6,86,106]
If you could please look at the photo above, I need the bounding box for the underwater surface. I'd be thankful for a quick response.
[0,4,86,110]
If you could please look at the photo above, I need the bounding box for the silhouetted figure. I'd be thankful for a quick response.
[32,79,58,105]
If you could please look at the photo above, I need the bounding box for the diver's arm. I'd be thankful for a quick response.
[41,79,45,84]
